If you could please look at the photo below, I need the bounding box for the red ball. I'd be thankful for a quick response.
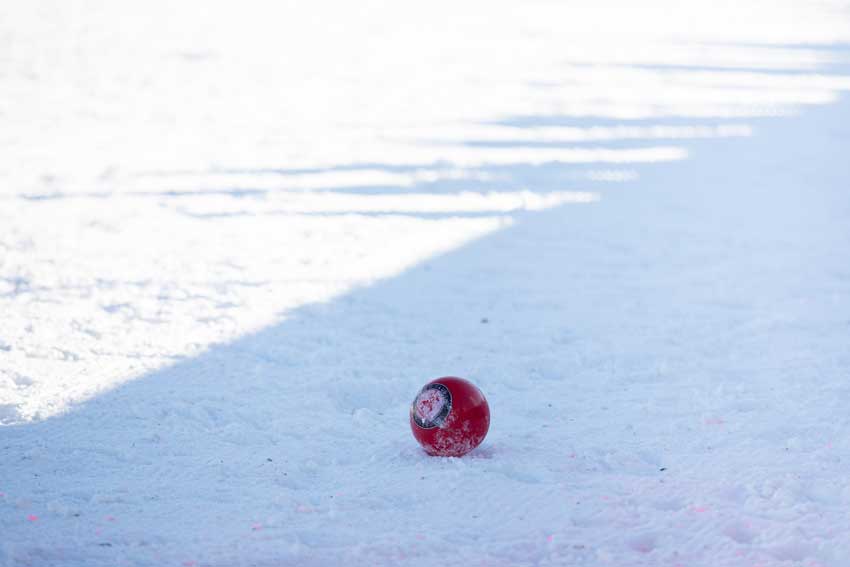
[410,377,490,457]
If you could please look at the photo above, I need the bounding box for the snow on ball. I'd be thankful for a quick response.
[410,377,490,457]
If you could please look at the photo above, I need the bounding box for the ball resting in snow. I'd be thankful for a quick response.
[410,377,490,457]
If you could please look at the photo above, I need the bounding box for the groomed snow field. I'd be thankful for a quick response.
[2,1,850,565]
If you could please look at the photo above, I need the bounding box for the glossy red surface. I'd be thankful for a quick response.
[410,376,490,457]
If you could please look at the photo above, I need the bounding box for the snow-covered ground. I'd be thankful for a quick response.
[2,1,850,565]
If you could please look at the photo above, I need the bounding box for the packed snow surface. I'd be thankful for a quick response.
[2,1,850,565]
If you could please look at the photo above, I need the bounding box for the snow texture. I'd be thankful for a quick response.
[2,0,850,565]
